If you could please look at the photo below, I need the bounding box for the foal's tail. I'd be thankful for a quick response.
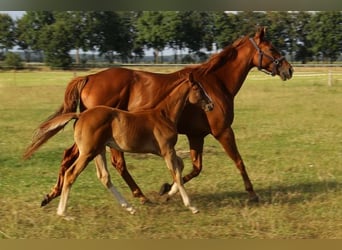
[23,76,87,159]
[23,113,79,159]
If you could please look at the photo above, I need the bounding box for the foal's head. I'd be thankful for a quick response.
[187,72,214,112]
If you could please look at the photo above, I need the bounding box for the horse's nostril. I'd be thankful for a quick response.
[289,67,294,77]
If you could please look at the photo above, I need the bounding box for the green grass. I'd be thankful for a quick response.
[0,67,341,239]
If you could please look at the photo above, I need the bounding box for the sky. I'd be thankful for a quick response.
[0,11,25,18]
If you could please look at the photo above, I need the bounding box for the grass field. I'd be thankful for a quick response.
[0,66,341,239]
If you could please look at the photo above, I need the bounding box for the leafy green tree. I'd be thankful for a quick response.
[0,13,16,59]
[94,11,135,63]
[235,11,268,37]
[213,11,268,49]
[263,12,293,54]
[308,11,342,62]
[16,11,55,61]
[53,11,91,64]
[291,11,313,63]
[4,52,23,69]
[212,12,240,49]
[136,11,170,63]
[38,19,73,68]
[177,11,214,53]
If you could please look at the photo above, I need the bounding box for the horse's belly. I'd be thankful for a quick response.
[106,137,159,155]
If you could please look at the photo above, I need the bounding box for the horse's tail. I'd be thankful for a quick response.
[51,76,88,119]
[23,76,87,160]
[23,113,79,159]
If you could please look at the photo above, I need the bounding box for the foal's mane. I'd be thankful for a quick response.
[194,35,249,75]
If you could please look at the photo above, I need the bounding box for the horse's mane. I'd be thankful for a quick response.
[194,35,249,75]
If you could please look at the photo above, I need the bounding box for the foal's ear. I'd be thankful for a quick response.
[254,26,267,44]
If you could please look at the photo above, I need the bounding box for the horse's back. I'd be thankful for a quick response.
[80,67,183,111]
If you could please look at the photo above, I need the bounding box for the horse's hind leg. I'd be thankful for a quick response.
[56,153,90,217]
[94,151,135,214]
[109,149,149,204]
[215,127,259,202]
[41,144,79,207]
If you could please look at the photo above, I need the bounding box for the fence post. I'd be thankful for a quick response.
[328,70,332,87]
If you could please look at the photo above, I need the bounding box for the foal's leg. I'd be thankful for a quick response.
[56,154,90,217]
[215,127,259,202]
[159,136,204,196]
[41,144,79,206]
[94,151,135,214]
[109,148,149,204]
[164,151,198,214]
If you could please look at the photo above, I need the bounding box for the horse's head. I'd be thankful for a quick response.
[250,27,293,81]
[187,72,214,112]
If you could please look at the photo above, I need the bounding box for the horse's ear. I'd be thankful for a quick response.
[254,26,267,44]
[188,72,194,83]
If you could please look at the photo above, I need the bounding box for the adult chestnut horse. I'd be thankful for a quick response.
[24,27,293,206]
[26,73,213,216]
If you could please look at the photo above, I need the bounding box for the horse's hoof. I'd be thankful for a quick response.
[41,195,50,207]
[159,183,172,196]
[190,207,200,214]
[140,197,151,205]
[127,207,136,215]
[60,215,75,221]
[248,194,260,203]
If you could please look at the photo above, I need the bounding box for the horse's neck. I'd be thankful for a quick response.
[157,82,189,125]
[217,41,255,96]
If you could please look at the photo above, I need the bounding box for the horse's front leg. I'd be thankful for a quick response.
[41,144,79,207]
[159,136,204,196]
[164,151,199,214]
[109,148,149,204]
[215,127,259,202]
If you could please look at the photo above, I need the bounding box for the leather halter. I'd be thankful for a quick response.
[249,38,285,76]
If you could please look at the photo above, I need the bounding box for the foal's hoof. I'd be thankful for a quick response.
[190,207,200,214]
[159,183,172,196]
[41,195,50,207]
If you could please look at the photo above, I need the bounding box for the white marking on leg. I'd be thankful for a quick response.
[167,182,179,196]
[95,153,136,215]
[165,153,199,214]
[57,159,80,216]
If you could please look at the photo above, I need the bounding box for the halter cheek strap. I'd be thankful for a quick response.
[249,38,285,76]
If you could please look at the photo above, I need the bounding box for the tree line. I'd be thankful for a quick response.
[0,11,341,68]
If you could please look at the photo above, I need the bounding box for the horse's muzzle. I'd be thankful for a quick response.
[280,66,294,81]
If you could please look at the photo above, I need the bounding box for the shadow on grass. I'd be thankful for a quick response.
[190,180,341,208]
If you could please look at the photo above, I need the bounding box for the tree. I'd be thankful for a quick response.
[53,11,98,64]
[177,11,214,53]
[136,11,170,63]
[94,11,135,63]
[38,17,74,68]
[291,11,313,63]
[264,12,293,54]
[212,12,239,49]
[0,13,16,59]
[4,52,23,69]
[16,11,55,62]
[308,11,342,62]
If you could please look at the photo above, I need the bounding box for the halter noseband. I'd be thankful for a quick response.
[249,38,285,76]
